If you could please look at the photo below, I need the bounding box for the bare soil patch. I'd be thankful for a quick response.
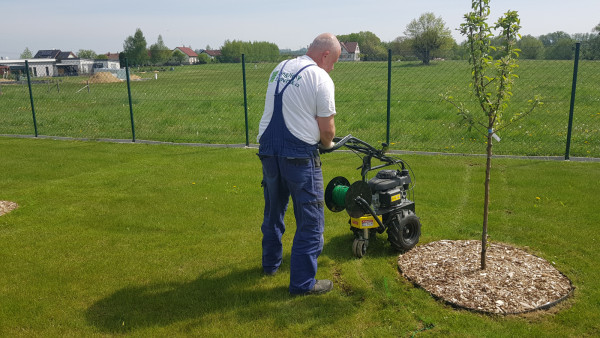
[84,72,123,84]
[398,240,573,314]
[0,200,18,216]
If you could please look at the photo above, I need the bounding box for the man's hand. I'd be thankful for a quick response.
[318,141,335,154]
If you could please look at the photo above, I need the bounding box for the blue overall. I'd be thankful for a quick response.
[258,60,325,294]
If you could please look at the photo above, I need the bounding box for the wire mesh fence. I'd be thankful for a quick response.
[0,45,598,158]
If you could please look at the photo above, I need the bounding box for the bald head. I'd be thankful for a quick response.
[306,33,341,73]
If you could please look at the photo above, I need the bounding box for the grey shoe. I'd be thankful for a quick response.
[305,279,333,295]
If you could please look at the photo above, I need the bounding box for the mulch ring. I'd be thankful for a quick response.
[0,201,18,216]
[398,240,574,314]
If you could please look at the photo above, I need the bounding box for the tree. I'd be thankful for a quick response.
[149,35,171,65]
[404,13,455,64]
[389,36,416,60]
[443,0,541,269]
[171,50,186,64]
[77,49,97,59]
[220,40,279,63]
[20,47,32,59]
[123,28,148,66]
[517,35,543,59]
[538,31,574,60]
[197,53,211,64]
[337,31,387,60]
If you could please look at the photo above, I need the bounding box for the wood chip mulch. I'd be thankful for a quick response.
[0,200,18,216]
[398,240,574,314]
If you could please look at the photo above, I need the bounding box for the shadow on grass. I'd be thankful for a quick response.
[85,265,347,333]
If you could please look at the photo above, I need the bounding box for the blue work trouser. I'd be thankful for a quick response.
[260,154,325,294]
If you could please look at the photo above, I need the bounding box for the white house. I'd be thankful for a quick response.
[174,47,198,64]
[340,42,360,62]
[0,59,57,77]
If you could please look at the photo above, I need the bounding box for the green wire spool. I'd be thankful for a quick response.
[325,176,372,218]
[325,176,350,212]
[331,185,349,208]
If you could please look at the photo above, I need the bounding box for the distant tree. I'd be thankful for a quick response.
[517,35,544,59]
[171,50,186,64]
[20,47,32,59]
[149,35,171,65]
[337,31,387,60]
[95,54,108,60]
[220,40,279,63]
[77,49,97,59]
[593,22,600,35]
[197,53,211,64]
[123,28,149,66]
[404,12,455,64]
[389,36,415,60]
[538,31,572,46]
[573,32,600,60]
[538,31,574,60]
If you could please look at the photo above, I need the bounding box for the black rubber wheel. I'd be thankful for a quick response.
[387,210,421,251]
[352,239,368,258]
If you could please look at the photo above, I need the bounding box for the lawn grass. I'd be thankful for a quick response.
[1,60,598,157]
[1,136,599,336]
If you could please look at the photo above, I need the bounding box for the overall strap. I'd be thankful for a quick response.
[275,61,315,95]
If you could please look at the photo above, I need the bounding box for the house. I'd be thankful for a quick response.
[339,42,360,61]
[0,49,121,78]
[174,47,198,64]
[34,49,77,61]
[202,49,222,60]
[34,49,61,59]
[105,52,120,61]
[0,59,57,77]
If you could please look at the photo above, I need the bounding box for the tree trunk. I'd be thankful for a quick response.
[481,130,493,270]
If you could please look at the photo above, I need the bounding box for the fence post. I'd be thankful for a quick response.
[125,58,136,142]
[25,60,38,137]
[242,54,249,146]
[565,42,581,160]
[386,49,392,145]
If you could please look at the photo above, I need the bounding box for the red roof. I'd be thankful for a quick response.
[341,42,359,53]
[204,50,221,57]
[105,52,120,61]
[176,47,198,57]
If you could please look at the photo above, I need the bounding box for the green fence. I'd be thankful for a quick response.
[1,45,598,158]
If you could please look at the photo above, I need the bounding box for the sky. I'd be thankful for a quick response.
[1,0,599,59]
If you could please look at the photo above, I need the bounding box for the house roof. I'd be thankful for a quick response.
[340,42,359,53]
[34,50,61,59]
[204,50,221,57]
[105,52,120,61]
[58,51,77,59]
[176,47,198,57]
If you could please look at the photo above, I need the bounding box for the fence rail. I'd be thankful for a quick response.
[1,45,598,158]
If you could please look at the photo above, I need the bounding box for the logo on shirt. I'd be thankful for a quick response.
[269,70,303,88]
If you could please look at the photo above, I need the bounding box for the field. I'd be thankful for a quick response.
[0,60,599,157]
[1,136,599,336]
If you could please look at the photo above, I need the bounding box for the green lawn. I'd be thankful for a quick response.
[1,60,598,157]
[1,136,599,336]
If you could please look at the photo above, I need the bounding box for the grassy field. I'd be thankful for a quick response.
[1,136,599,336]
[1,60,598,157]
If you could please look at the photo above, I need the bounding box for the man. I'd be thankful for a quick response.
[257,33,341,295]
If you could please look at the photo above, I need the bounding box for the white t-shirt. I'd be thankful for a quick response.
[257,55,336,145]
